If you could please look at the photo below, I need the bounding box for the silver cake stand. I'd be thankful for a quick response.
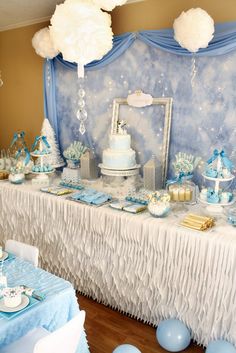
[99,164,141,177]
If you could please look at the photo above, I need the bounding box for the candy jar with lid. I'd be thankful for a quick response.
[167,152,200,203]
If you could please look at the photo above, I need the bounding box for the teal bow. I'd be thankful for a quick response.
[207,149,233,170]
[32,136,50,151]
[166,172,193,186]
[10,131,26,148]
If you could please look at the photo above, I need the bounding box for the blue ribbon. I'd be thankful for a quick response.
[42,136,50,149]
[15,147,30,166]
[32,136,50,151]
[32,136,41,151]
[10,131,26,148]
[207,149,233,170]
[166,172,193,186]
[23,148,30,166]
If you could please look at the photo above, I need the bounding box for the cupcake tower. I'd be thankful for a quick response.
[199,149,235,209]
[31,136,54,186]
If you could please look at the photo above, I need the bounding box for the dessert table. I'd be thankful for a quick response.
[0,256,89,352]
[0,180,236,347]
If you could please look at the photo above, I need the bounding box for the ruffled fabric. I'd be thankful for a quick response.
[0,182,236,346]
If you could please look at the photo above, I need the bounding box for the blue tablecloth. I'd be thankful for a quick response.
[0,257,90,353]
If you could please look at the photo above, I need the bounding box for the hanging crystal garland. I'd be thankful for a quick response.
[77,77,88,135]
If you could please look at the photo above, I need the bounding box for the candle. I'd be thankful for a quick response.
[185,188,193,201]
[178,187,185,201]
[172,188,179,201]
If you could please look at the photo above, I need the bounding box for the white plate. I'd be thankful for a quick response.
[0,251,8,262]
[30,152,51,158]
[0,294,30,313]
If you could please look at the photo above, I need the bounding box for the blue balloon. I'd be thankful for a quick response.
[113,344,141,353]
[206,340,236,353]
[156,319,191,352]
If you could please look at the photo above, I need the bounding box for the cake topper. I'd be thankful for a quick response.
[117,120,127,135]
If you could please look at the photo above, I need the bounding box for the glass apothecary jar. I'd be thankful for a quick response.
[167,176,197,203]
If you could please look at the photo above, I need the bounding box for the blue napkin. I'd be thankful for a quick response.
[0,295,39,320]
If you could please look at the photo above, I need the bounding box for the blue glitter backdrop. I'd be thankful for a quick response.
[54,39,236,185]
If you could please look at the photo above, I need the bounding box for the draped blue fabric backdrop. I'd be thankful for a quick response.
[44,22,236,185]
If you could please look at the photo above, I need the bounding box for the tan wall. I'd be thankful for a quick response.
[112,0,236,34]
[0,1,236,149]
[0,22,48,150]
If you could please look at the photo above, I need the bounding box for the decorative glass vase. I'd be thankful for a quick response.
[66,159,80,169]
[148,201,170,218]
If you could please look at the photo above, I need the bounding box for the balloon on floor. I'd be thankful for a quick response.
[156,318,191,352]
[113,344,142,353]
[206,340,236,353]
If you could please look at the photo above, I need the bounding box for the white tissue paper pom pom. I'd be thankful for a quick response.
[173,8,214,53]
[50,0,113,78]
[32,27,59,59]
[92,0,128,11]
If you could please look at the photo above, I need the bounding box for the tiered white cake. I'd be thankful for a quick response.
[102,133,137,169]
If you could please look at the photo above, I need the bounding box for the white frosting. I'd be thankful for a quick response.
[109,134,131,151]
[103,134,137,169]
[103,149,136,169]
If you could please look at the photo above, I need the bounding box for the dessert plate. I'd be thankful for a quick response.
[0,294,30,313]
[0,251,8,262]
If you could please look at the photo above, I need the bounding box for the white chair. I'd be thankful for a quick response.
[1,311,86,353]
[5,239,39,267]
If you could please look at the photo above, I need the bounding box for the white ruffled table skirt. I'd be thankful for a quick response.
[0,181,236,347]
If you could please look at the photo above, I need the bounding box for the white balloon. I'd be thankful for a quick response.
[50,0,113,77]
[173,8,215,53]
[92,0,128,11]
[32,27,59,59]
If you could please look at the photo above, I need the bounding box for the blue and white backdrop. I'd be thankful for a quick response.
[44,24,236,185]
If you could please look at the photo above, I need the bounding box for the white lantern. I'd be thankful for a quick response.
[32,27,59,59]
[173,8,214,53]
[92,0,128,11]
[50,0,113,78]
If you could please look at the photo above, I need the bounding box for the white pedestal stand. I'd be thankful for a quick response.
[99,164,141,198]
[198,174,235,213]
[99,164,141,177]
[31,149,55,187]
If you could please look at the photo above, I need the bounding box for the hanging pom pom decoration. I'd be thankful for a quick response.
[32,27,59,59]
[50,0,113,135]
[92,0,128,11]
[50,0,113,79]
[173,8,214,87]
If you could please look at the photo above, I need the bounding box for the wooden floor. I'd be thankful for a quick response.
[78,295,204,353]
